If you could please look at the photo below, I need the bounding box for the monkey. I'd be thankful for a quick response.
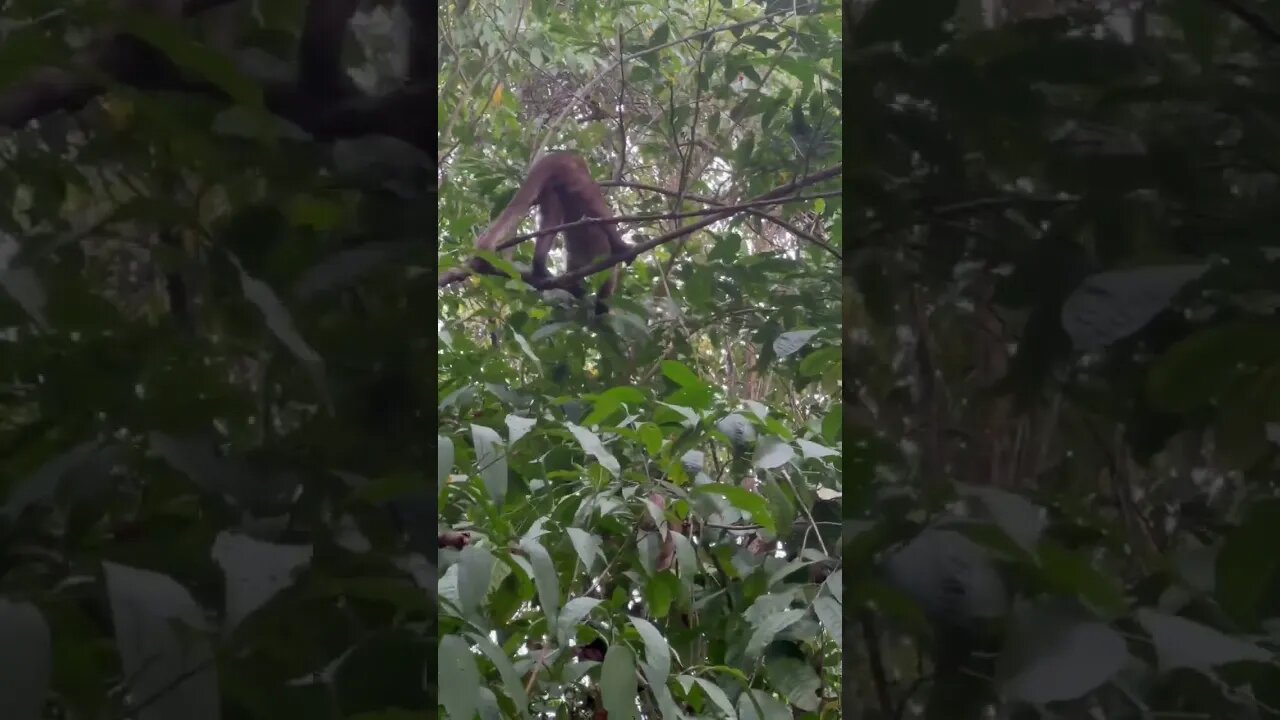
[458,152,633,314]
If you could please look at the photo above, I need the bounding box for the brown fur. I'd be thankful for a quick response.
[473,152,631,314]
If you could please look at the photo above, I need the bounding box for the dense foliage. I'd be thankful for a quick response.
[846,1,1280,718]
[0,2,431,719]
[438,0,842,718]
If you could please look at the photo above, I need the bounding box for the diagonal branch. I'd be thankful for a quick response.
[438,164,843,289]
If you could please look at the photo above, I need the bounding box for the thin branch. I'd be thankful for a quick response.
[494,190,839,251]
[439,164,842,288]
[527,163,841,289]
[611,179,838,258]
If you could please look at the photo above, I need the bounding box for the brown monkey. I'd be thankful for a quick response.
[466,152,632,314]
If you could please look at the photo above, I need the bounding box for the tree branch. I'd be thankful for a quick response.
[438,164,843,289]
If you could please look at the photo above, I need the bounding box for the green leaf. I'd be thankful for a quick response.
[995,603,1127,704]
[439,635,481,719]
[661,360,704,389]
[737,689,790,720]
[556,597,602,646]
[470,424,508,504]
[694,484,776,533]
[103,563,219,720]
[763,644,821,712]
[565,422,620,476]
[752,437,795,469]
[600,645,638,720]
[566,528,601,574]
[628,615,673,682]
[693,678,736,718]
[747,609,805,657]
[211,531,312,630]
[1061,264,1207,352]
[772,329,819,359]
[519,538,561,630]
[504,415,536,446]
[645,571,675,617]
[457,546,497,617]
[583,386,646,427]
[236,264,330,411]
[466,633,531,719]
[1217,499,1280,629]
[437,435,454,488]
[797,345,839,377]
[1036,542,1127,617]
[1147,322,1280,413]
[1137,610,1269,671]
[638,423,664,455]
[0,266,49,329]
[812,596,842,648]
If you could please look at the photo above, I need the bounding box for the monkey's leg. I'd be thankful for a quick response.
[532,191,564,280]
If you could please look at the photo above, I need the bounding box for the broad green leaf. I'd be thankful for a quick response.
[693,484,776,533]
[439,635,481,720]
[961,485,1045,553]
[504,415,536,445]
[0,266,48,329]
[519,538,560,629]
[772,329,819,359]
[996,603,1127,704]
[752,437,795,469]
[293,241,417,298]
[457,546,497,617]
[1217,499,1280,628]
[103,562,218,720]
[600,645,638,720]
[746,609,805,657]
[556,597,602,646]
[466,633,531,718]
[693,678,737,718]
[211,532,312,630]
[1061,264,1208,352]
[763,645,821,712]
[1137,610,1270,671]
[628,615,672,681]
[1036,542,1126,617]
[437,435,454,487]
[470,424,508,504]
[512,332,541,367]
[737,689,789,720]
[796,439,838,459]
[565,422,620,476]
[566,527,601,574]
[812,596,842,648]
[1147,322,1280,413]
[236,264,329,411]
